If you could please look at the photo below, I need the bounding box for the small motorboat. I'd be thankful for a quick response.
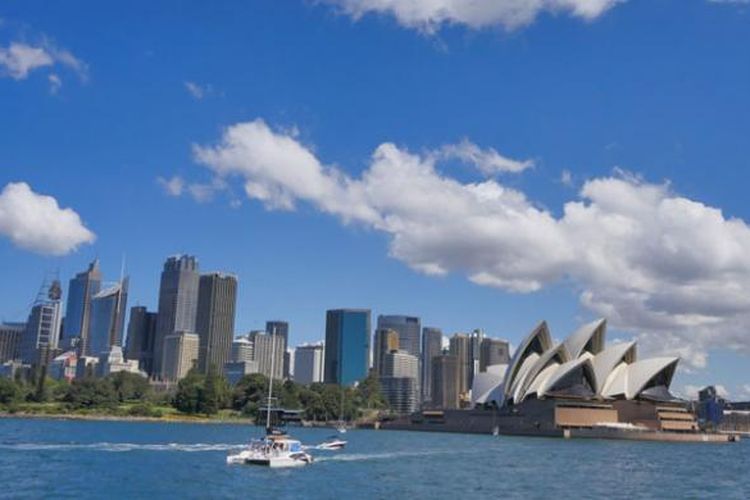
[317,436,347,451]
[227,431,313,467]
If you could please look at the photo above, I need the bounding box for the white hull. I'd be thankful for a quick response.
[227,450,313,467]
[317,440,347,451]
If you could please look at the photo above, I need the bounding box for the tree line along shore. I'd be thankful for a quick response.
[0,369,388,424]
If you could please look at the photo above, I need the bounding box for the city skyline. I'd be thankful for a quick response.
[2,0,750,398]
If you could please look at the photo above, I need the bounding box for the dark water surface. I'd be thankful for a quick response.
[0,418,747,499]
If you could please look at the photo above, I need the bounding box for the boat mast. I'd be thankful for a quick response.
[266,326,277,432]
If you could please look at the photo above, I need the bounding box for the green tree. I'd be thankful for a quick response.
[63,378,117,409]
[356,374,387,410]
[199,366,229,415]
[232,373,268,411]
[173,370,204,414]
[108,372,151,402]
[0,377,21,406]
[279,380,301,409]
[31,364,48,402]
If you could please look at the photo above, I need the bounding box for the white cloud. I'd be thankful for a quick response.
[560,169,573,187]
[190,119,750,369]
[48,73,62,94]
[0,182,95,255]
[321,0,624,32]
[0,40,87,83]
[0,43,53,79]
[157,175,185,197]
[157,174,228,203]
[184,81,213,100]
[438,139,533,175]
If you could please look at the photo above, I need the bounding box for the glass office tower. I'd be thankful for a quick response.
[324,309,370,386]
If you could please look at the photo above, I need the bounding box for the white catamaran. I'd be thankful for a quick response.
[226,327,313,467]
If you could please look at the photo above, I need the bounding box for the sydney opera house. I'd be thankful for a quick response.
[385,318,736,441]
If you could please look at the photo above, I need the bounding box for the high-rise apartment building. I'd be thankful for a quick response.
[470,328,484,386]
[380,349,420,414]
[479,338,510,372]
[154,255,199,377]
[265,321,289,377]
[125,306,158,375]
[432,354,459,409]
[376,315,421,358]
[20,280,63,366]
[449,333,471,397]
[231,338,254,363]
[421,327,443,405]
[294,343,324,384]
[373,328,399,377]
[162,331,199,381]
[196,273,237,374]
[249,330,284,380]
[61,260,101,353]
[0,323,25,362]
[324,309,370,386]
[88,278,129,356]
[382,349,419,379]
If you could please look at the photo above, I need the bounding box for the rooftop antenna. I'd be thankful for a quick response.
[120,253,127,283]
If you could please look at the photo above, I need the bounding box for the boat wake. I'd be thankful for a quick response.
[315,449,457,463]
[0,442,242,453]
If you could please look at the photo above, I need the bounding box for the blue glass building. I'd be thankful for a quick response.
[324,309,370,386]
[61,260,101,353]
[88,278,129,356]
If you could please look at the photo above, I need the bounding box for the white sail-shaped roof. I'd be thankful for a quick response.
[536,357,596,398]
[471,365,507,406]
[502,319,681,406]
[514,343,570,403]
[624,357,678,400]
[508,353,541,403]
[601,357,679,400]
[590,341,636,395]
[523,363,560,400]
[503,321,552,401]
[563,318,606,359]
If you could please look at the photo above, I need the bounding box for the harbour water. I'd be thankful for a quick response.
[0,418,747,499]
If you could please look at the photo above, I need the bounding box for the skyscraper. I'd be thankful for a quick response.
[479,338,510,372]
[20,279,63,366]
[231,337,254,362]
[469,328,484,387]
[265,321,289,348]
[154,255,199,377]
[162,331,199,381]
[376,315,421,358]
[88,278,129,356]
[449,333,471,397]
[0,323,25,362]
[249,330,284,380]
[324,309,370,386]
[196,272,237,374]
[432,354,459,409]
[294,343,325,384]
[380,377,419,415]
[266,321,289,377]
[373,328,399,377]
[125,306,158,376]
[421,327,443,404]
[61,259,101,353]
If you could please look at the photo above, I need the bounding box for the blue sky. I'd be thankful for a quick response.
[1,0,749,398]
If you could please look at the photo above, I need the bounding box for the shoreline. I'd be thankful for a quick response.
[0,412,256,426]
[0,412,370,428]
